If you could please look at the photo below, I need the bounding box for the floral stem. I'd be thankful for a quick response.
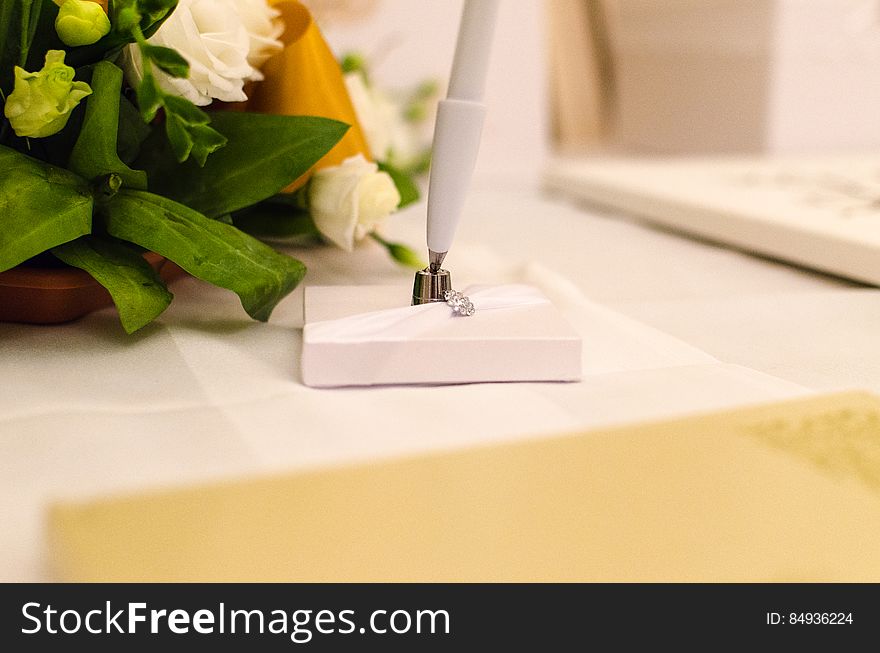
[369,231,391,248]
[370,233,427,269]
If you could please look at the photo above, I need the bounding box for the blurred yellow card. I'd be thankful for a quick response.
[49,392,880,582]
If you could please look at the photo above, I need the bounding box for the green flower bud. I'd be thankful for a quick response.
[340,53,369,78]
[55,0,111,47]
[3,50,92,139]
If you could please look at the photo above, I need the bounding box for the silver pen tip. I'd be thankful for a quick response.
[429,249,447,273]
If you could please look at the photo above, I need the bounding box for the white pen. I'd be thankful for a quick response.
[426,0,500,274]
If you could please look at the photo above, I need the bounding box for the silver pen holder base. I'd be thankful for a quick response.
[412,268,452,305]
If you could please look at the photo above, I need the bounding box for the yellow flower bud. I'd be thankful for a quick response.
[3,50,92,139]
[55,0,111,47]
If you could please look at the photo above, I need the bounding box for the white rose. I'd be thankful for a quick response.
[344,72,395,160]
[386,115,423,170]
[124,0,283,106]
[309,155,401,252]
[344,72,425,169]
[230,0,285,81]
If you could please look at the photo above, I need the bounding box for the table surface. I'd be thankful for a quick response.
[1,180,872,582]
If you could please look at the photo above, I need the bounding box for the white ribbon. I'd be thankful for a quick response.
[306,284,550,342]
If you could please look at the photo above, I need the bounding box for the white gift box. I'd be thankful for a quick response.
[301,285,582,387]
[610,0,880,153]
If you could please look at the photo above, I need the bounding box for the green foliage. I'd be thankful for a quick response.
[378,161,420,208]
[116,94,150,164]
[370,232,426,269]
[63,0,177,68]
[233,197,320,242]
[0,1,44,94]
[128,18,227,166]
[133,61,161,119]
[101,190,307,322]
[0,144,92,272]
[160,94,226,166]
[135,65,227,166]
[0,1,372,333]
[339,52,368,83]
[22,1,64,75]
[137,112,349,219]
[53,236,173,333]
[140,43,187,78]
[68,60,147,188]
[55,0,218,168]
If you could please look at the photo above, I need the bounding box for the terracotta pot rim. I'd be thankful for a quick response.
[0,253,181,326]
[0,252,166,290]
[0,266,99,290]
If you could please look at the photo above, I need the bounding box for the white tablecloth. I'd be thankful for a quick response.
[1,182,868,581]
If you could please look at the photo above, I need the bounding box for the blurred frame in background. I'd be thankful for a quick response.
[544,0,880,287]
[545,0,615,151]
[548,0,880,155]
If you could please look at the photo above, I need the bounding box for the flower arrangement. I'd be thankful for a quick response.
[0,0,422,333]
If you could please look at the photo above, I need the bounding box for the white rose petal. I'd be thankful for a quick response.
[123,0,283,105]
[309,155,401,252]
[231,0,285,81]
[353,171,401,240]
[386,118,423,170]
[344,72,394,160]
[344,71,427,169]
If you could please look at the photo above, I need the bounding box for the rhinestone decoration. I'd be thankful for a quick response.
[444,290,475,316]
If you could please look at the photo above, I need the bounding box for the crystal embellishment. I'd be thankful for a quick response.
[444,290,475,316]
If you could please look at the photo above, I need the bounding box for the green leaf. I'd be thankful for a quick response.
[164,112,192,162]
[233,201,320,241]
[112,0,142,32]
[187,122,228,167]
[101,189,306,321]
[117,95,151,164]
[136,112,349,219]
[386,242,426,269]
[378,161,420,208]
[141,44,188,78]
[108,20,225,167]
[53,236,173,333]
[0,144,92,272]
[370,233,426,269]
[0,0,47,95]
[23,1,64,73]
[68,60,148,189]
[161,94,209,125]
[135,66,162,122]
[160,95,226,165]
[137,0,178,22]
[340,52,368,82]
[63,0,177,69]
[21,0,42,63]
[17,0,41,64]
[0,2,17,94]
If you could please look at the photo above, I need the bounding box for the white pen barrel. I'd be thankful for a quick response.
[448,0,500,102]
[426,98,487,255]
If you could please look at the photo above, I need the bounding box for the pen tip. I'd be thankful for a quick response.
[429,249,447,273]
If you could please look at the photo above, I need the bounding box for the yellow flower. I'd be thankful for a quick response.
[246,1,372,192]
[3,50,92,139]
